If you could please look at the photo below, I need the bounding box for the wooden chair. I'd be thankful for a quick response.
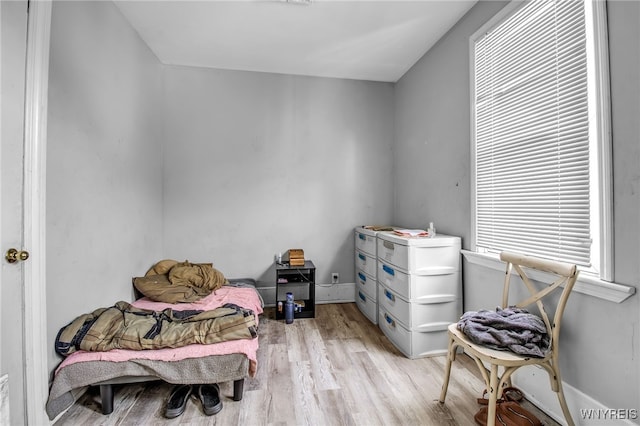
[438,251,579,426]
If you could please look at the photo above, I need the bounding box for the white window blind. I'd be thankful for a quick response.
[474,0,592,267]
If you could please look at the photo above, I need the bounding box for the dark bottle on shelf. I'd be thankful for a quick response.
[285,292,294,324]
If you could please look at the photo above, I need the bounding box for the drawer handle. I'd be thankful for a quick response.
[358,272,366,282]
[382,264,395,276]
[358,291,366,302]
[384,289,395,302]
[384,313,395,327]
[358,253,366,261]
[383,240,395,250]
[358,233,366,241]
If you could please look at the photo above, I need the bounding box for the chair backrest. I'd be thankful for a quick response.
[499,251,579,354]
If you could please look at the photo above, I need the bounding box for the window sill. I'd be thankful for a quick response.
[461,250,636,303]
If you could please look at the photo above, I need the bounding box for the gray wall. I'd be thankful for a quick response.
[162,66,394,285]
[46,1,164,372]
[393,0,640,415]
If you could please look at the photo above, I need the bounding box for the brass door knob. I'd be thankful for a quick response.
[6,248,29,263]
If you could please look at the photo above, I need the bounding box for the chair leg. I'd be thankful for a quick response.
[486,365,500,426]
[541,360,574,426]
[472,356,491,392]
[438,337,456,403]
[556,387,574,426]
[553,368,575,426]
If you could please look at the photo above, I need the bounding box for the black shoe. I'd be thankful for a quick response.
[197,384,223,415]
[165,384,193,419]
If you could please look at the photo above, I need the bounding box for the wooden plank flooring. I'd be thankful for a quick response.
[53,303,559,425]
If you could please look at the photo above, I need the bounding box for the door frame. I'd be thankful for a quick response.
[23,0,51,424]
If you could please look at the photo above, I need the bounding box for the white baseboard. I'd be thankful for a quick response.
[512,366,639,425]
[315,282,355,304]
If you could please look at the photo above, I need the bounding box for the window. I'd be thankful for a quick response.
[471,0,612,280]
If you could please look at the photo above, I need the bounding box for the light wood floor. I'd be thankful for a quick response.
[54,303,559,425]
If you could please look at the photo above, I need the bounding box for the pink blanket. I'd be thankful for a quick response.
[55,285,263,376]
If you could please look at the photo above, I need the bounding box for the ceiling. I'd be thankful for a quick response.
[114,0,477,83]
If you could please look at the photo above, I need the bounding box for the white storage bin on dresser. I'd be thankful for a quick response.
[355,288,378,324]
[378,307,450,358]
[354,227,380,324]
[355,227,377,256]
[356,270,377,300]
[377,261,461,302]
[376,232,462,359]
[355,250,377,278]
[378,284,462,331]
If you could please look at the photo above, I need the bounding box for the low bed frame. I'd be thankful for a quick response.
[46,279,261,420]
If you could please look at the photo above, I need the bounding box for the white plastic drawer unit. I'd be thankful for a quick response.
[378,283,461,331]
[378,307,449,358]
[354,227,377,257]
[376,232,461,273]
[356,288,378,324]
[355,270,377,301]
[377,261,461,301]
[355,250,376,278]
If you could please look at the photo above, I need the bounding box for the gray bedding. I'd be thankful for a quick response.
[46,353,249,420]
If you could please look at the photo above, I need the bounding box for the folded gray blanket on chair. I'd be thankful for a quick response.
[457,307,550,357]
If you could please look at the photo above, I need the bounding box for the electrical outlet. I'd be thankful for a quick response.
[331,272,339,284]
